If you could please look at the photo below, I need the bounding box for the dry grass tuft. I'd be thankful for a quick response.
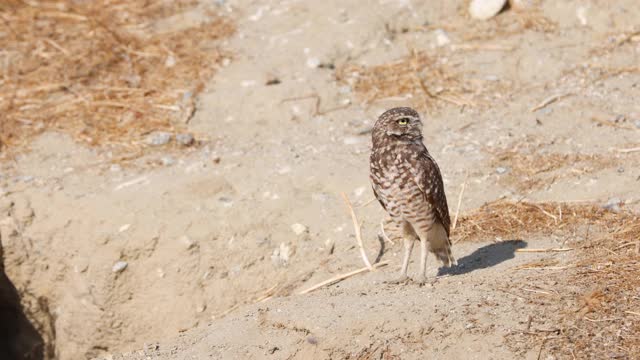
[0,0,233,155]
[461,200,640,358]
[453,200,638,243]
[336,50,473,110]
[490,147,615,192]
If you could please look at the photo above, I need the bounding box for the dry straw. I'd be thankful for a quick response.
[0,0,233,155]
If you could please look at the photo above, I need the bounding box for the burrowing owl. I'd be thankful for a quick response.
[369,107,456,284]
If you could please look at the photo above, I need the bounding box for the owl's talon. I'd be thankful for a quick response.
[412,276,435,287]
[385,275,410,284]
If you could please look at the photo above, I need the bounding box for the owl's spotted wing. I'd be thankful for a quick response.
[371,185,387,212]
[413,149,451,237]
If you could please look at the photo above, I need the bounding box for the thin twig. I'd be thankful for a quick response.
[615,147,640,153]
[530,93,573,112]
[341,192,373,271]
[298,262,389,295]
[452,174,467,231]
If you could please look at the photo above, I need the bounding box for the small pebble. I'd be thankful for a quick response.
[161,156,175,166]
[147,132,172,146]
[602,197,622,213]
[433,29,451,46]
[164,55,176,68]
[180,235,197,250]
[576,6,588,26]
[634,120,640,129]
[496,167,509,174]
[617,167,624,173]
[306,57,321,68]
[291,223,308,235]
[176,133,195,146]
[112,261,128,273]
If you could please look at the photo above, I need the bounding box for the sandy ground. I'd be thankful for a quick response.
[1,0,639,359]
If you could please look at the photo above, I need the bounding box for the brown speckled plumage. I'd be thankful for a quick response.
[369,107,455,283]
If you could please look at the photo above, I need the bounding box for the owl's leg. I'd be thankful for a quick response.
[386,237,413,284]
[385,221,414,284]
[413,236,429,286]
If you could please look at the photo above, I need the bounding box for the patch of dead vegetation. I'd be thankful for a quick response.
[454,200,640,358]
[490,147,615,192]
[453,200,637,243]
[336,50,473,111]
[0,0,233,156]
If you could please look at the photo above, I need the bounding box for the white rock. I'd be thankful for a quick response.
[176,133,195,146]
[179,235,197,250]
[164,54,176,68]
[112,261,128,273]
[354,186,366,198]
[306,57,321,68]
[434,29,451,46]
[147,131,172,146]
[290,223,308,235]
[576,6,588,26]
[118,224,131,233]
[469,0,507,20]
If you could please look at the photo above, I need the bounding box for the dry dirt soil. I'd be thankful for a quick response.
[1,0,639,359]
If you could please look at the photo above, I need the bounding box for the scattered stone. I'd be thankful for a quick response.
[602,197,622,213]
[265,77,281,86]
[354,186,366,198]
[218,196,234,207]
[161,156,175,166]
[271,242,293,266]
[277,166,291,175]
[433,29,451,46]
[112,261,128,273]
[496,166,509,174]
[16,175,34,183]
[325,238,335,255]
[147,131,172,146]
[164,54,176,68]
[337,85,351,94]
[617,167,625,173]
[469,0,507,20]
[118,224,131,233]
[290,223,308,235]
[306,57,321,68]
[576,6,588,26]
[110,164,122,172]
[179,235,197,250]
[634,120,640,129]
[176,133,195,146]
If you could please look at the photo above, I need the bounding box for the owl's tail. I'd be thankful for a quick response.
[427,222,457,267]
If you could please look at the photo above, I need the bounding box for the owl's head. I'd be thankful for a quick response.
[372,107,423,145]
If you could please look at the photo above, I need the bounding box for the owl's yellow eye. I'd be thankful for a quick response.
[397,118,409,125]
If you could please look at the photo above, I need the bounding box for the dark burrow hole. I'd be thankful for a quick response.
[0,255,54,360]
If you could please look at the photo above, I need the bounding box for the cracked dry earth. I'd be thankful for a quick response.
[1,0,639,359]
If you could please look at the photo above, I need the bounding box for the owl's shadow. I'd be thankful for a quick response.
[437,239,527,276]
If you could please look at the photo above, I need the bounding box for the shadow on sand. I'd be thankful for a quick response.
[438,239,527,276]
[0,251,45,360]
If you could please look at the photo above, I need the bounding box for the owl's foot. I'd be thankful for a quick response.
[385,275,410,284]
[412,275,436,287]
